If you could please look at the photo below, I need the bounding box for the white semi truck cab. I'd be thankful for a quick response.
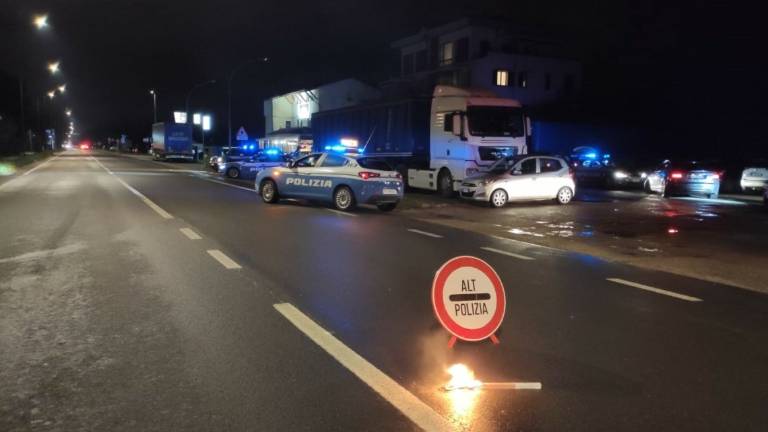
[408,86,529,195]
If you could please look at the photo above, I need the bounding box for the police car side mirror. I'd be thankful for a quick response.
[512,169,522,175]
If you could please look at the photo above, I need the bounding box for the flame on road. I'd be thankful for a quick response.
[444,364,482,391]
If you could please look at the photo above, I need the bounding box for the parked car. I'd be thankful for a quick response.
[460,154,576,207]
[644,160,722,199]
[256,152,403,212]
[219,149,288,179]
[740,166,768,193]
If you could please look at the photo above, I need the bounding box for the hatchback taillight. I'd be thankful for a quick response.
[358,171,380,180]
[670,171,685,180]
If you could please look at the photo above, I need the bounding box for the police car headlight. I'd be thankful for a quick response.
[613,171,629,179]
[216,157,223,164]
[478,178,493,186]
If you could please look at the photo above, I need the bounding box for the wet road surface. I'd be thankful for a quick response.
[2,150,767,431]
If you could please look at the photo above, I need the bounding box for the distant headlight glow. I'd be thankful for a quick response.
[613,171,629,179]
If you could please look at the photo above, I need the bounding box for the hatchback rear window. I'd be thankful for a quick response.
[357,158,393,171]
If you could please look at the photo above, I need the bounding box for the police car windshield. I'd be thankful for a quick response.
[357,158,393,171]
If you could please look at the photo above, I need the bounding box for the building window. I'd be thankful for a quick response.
[402,53,414,75]
[545,73,552,90]
[414,50,427,72]
[495,70,509,86]
[518,71,528,88]
[455,37,468,62]
[440,41,454,65]
[285,120,291,128]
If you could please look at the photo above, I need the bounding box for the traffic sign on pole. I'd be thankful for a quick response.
[236,126,248,141]
[432,256,506,346]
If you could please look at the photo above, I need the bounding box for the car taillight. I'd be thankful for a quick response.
[358,171,380,180]
[670,171,684,180]
[392,172,402,179]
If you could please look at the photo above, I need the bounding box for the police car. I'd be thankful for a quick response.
[219,149,287,179]
[255,152,404,212]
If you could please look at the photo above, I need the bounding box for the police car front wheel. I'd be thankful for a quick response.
[333,186,356,211]
[260,179,279,203]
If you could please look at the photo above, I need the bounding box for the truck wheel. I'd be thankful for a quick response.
[377,203,398,212]
[490,189,508,208]
[260,179,279,203]
[556,187,574,204]
[437,169,454,197]
[226,167,240,178]
[333,186,356,211]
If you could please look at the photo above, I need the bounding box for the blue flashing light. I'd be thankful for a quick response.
[324,145,331,150]
[585,152,597,159]
[603,153,611,159]
[329,145,346,153]
[264,148,279,155]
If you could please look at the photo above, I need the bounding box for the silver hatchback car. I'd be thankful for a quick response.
[460,155,576,207]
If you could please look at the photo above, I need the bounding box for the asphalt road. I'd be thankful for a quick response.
[2,150,767,431]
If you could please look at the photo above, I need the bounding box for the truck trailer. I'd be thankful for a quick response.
[151,122,194,161]
[311,86,529,196]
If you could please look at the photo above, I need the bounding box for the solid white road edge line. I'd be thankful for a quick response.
[273,303,451,432]
[606,278,702,302]
[0,155,60,191]
[326,208,358,217]
[92,156,174,219]
[207,249,242,270]
[180,228,202,240]
[480,246,534,261]
[407,228,443,238]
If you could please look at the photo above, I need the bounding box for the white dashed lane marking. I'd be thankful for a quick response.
[407,228,443,238]
[480,246,534,261]
[607,278,702,302]
[92,157,174,219]
[180,228,202,240]
[207,249,242,269]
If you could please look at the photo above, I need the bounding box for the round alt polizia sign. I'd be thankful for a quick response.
[432,256,506,342]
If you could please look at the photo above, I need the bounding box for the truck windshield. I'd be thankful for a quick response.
[467,106,524,138]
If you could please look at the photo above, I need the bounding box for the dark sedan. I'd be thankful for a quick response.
[644,161,722,199]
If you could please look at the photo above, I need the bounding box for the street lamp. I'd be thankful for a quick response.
[58,84,66,93]
[149,89,157,123]
[48,61,60,74]
[227,57,269,147]
[66,109,72,116]
[47,90,55,99]
[184,79,217,121]
[33,14,48,29]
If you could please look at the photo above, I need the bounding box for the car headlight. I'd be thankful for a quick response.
[640,172,647,178]
[478,178,493,186]
[613,171,629,179]
[216,157,223,163]
[466,167,479,177]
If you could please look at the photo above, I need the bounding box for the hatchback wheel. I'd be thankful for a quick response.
[260,179,279,203]
[490,189,508,208]
[556,187,573,204]
[226,167,240,178]
[333,186,356,211]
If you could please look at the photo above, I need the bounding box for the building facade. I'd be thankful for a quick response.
[390,19,581,107]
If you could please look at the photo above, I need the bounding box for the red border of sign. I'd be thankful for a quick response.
[432,256,506,341]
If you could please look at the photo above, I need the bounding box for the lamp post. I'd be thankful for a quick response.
[227,57,268,148]
[149,89,157,123]
[184,79,216,122]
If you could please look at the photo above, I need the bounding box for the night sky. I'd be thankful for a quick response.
[1,0,762,159]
